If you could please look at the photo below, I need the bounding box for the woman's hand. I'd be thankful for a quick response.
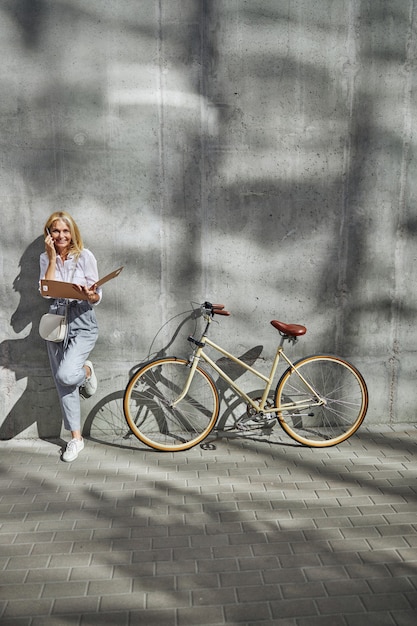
[45,232,57,261]
[73,284,99,304]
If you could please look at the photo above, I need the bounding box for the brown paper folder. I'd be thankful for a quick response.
[40,267,123,300]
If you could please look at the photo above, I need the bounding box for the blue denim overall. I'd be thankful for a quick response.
[46,299,98,432]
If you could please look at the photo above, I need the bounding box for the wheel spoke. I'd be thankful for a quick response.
[276,355,368,447]
[124,359,219,451]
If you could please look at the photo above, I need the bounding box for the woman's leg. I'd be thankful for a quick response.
[55,334,98,431]
[47,304,98,434]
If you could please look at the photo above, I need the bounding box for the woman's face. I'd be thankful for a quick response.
[50,219,72,254]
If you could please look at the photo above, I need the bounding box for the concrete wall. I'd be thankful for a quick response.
[1,0,416,439]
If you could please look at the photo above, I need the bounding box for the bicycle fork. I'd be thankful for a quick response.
[169,348,204,408]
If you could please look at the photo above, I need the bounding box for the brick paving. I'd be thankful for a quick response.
[0,425,417,625]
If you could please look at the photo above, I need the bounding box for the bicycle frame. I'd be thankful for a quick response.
[171,327,326,415]
[123,302,368,452]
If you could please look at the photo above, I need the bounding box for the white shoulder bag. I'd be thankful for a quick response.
[39,311,68,342]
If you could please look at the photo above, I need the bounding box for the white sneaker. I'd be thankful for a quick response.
[62,438,84,462]
[82,360,97,397]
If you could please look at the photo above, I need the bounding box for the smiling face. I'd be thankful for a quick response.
[50,219,72,256]
[44,211,84,259]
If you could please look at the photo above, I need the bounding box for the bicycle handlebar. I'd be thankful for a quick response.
[203,301,231,316]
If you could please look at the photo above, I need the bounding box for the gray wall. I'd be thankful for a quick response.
[1,0,416,439]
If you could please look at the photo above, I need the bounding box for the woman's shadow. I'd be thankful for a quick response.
[0,237,63,441]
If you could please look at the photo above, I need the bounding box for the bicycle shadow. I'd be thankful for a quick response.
[82,382,298,452]
[83,307,201,448]
[82,307,284,450]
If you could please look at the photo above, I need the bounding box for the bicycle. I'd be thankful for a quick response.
[123,301,369,451]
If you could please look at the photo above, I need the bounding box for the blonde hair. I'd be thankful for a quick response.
[44,212,83,258]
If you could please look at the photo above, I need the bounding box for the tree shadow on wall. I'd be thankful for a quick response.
[0,237,63,440]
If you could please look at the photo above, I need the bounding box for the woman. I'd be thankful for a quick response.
[40,212,101,462]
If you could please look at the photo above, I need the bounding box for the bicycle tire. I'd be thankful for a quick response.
[123,357,220,451]
[275,355,368,447]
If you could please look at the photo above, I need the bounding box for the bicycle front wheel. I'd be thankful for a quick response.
[275,355,368,447]
[123,357,220,451]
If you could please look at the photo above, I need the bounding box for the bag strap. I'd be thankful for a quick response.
[61,262,78,347]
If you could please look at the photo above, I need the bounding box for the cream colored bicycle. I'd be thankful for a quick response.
[123,302,368,451]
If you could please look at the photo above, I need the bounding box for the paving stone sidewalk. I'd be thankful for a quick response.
[0,425,417,626]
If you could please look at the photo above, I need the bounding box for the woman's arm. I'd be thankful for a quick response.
[39,253,52,298]
[75,249,103,305]
[44,231,57,280]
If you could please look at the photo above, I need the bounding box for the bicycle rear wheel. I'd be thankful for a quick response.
[123,357,220,451]
[275,355,368,447]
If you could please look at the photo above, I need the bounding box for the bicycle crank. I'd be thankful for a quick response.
[236,399,277,431]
